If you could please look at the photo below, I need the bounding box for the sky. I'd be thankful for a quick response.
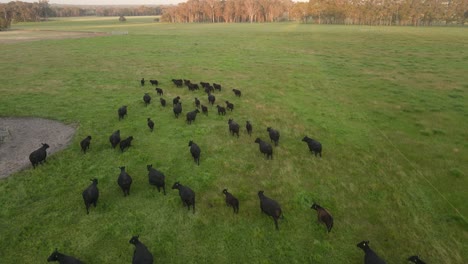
[0,0,308,6]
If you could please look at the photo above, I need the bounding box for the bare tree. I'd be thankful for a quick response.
[244,0,260,22]
[204,0,217,22]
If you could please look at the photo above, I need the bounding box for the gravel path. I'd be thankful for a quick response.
[0,117,76,178]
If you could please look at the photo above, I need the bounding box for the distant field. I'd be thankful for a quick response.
[0,17,467,263]
[0,30,107,44]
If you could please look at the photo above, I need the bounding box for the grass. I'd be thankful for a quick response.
[0,17,467,263]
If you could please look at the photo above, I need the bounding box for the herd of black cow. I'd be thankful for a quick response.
[25,78,426,264]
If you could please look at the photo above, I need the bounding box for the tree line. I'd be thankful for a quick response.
[52,5,162,17]
[0,0,162,30]
[1,0,466,31]
[162,0,293,23]
[162,0,467,25]
[292,0,467,26]
[1,0,50,30]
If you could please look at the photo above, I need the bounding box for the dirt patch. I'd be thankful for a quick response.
[0,30,109,44]
[0,117,76,178]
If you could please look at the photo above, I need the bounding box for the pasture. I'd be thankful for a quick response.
[0,17,467,263]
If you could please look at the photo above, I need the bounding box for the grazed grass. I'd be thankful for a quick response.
[0,17,467,263]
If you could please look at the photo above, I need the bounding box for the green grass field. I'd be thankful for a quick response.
[0,17,467,263]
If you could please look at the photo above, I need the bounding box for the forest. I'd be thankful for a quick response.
[161,0,467,25]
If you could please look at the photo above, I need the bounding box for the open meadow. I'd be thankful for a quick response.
[0,17,467,263]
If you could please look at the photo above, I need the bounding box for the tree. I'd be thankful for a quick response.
[290,2,310,23]
[453,0,468,24]
[309,0,328,24]
[244,0,260,22]
[223,0,237,22]
[119,15,126,22]
[204,0,217,22]
[0,4,12,31]
[38,0,50,21]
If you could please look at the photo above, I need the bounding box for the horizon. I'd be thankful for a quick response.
[0,0,308,6]
[0,0,184,5]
